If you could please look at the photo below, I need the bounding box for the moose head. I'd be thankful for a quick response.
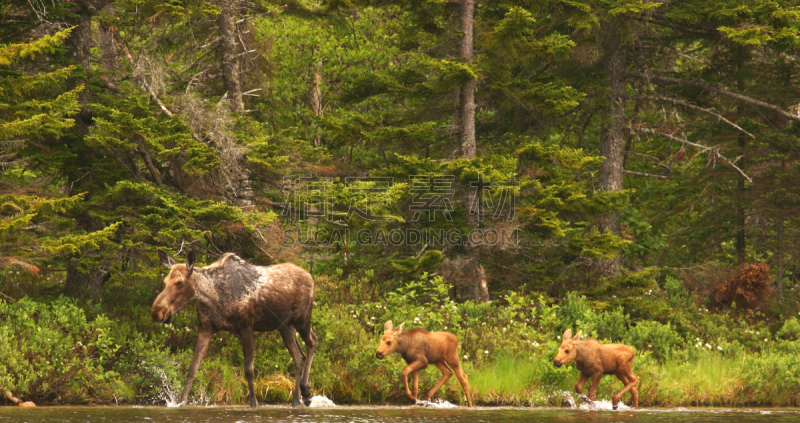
[375,320,405,359]
[553,328,582,368]
[151,250,197,324]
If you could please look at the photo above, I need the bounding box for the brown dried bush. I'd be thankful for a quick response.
[709,262,772,308]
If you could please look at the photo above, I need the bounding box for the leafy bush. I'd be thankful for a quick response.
[0,297,125,403]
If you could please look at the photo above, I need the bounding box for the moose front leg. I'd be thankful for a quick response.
[411,370,421,401]
[400,360,427,402]
[240,327,258,407]
[574,373,589,397]
[587,373,603,405]
[180,328,213,405]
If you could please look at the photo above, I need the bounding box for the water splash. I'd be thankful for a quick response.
[578,398,632,411]
[307,395,337,408]
[150,366,183,407]
[415,398,457,408]
[546,390,577,408]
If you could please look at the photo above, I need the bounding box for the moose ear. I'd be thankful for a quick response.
[384,320,394,333]
[185,250,197,275]
[158,251,176,268]
[573,330,582,341]
[395,321,406,333]
[562,328,572,341]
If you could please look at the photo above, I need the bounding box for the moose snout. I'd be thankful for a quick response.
[376,352,384,359]
[151,308,172,324]
[553,360,562,368]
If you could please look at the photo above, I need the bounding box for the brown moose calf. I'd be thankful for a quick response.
[375,321,473,407]
[553,329,639,410]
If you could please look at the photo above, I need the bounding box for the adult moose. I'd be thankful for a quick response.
[375,320,473,407]
[151,251,317,407]
[553,328,639,410]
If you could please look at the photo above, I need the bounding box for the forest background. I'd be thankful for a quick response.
[3,0,800,407]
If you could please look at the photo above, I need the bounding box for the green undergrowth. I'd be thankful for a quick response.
[2,270,800,407]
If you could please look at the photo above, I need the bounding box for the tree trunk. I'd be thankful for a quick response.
[735,45,748,266]
[598,19,626,236]
[65,262,110,299]
[459,0,476,159]
[218,0,244,112]
[453,0,488,302]
[309,60,324,147]
[98,20,120,91]
[775,216,784,301]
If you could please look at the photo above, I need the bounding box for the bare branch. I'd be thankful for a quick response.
[628,95,755,138]
[630,127,753,183]
[629,72,800,123]
[623,170,669,179]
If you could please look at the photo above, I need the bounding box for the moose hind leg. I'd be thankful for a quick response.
[297,325,317,406]
[450,362,473,407]
[426,362,453,401]
[613,373,639,410]
[240,327,258,407]
[279,326,305,407]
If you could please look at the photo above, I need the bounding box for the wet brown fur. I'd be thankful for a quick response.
[375,320,473,407]
[553,328,639,409]
[151,251,317,408]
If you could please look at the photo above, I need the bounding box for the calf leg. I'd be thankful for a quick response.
[400,360,427,402]
[412,370,421,402]
[239,327,258,407]
[179,328,213,405]
[278,326,305,407]
[450,362,473,407]
[613,373,639,410]
[574,373,589,398]
[297,326,317,406]
[631,375,639,409]
[587,373,602,405]
[426,362,453,401]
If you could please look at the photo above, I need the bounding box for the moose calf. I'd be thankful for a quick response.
[553,329,639,410]
[375,321,473,407]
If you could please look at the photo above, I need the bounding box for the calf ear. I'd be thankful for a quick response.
[395,321,405,333]
[384,320,394,333]
[185,250,197,276]
[562,328,572,341]
[573,330,582,341]
[158,251,176,268]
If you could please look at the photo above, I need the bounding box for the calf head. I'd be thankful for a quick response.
[375,320,405,359]
[553,328,582,368]
[151,250,197,324]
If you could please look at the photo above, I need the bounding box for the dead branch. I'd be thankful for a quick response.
[627,94,755,139]
[629,72,800,123]
[630,127,753,183]
[623,170,669,179]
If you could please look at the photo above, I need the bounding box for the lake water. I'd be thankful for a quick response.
[1,405,798,423]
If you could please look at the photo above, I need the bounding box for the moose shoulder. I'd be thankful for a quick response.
[151,251,317,407]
